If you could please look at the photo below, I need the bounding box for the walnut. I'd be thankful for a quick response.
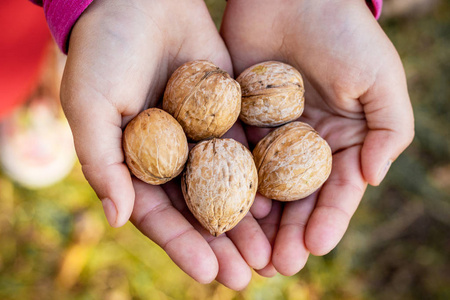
[123,108,188,185]
[237,61,305,127]
[163,60,241,141]
[182,138,258,236]
[253,122,332,201]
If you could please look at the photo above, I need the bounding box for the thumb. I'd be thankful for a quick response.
[61,73,135,227]
[361,54,415,186]
[58,8,152,227]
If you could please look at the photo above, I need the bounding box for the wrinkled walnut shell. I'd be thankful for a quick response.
[253,122,332,201]
[237,61,305,127]
[123,108,188,185]
[182,138,258,236]
[163,60,241,141]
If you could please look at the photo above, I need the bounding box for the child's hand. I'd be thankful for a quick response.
[221,0,414,276]
[60,0,271,290]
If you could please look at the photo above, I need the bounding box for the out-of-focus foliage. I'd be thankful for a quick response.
[1,0,449,299]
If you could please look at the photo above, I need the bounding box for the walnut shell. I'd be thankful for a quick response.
[163,60,241,142]
[182,138,258,236]
[237,61,305,127]
[253,122,332,201]
[123,108,188,185]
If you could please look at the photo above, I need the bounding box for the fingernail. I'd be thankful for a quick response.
[378,160,393,184]
[102,198,117,227]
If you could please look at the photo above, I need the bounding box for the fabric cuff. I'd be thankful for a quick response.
[367,0,383,19]
[30,0,94,54]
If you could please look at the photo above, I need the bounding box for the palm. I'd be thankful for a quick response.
[61,0,271,290]
[222,0,414,275]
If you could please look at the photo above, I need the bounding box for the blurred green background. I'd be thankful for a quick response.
[1,0,449,299]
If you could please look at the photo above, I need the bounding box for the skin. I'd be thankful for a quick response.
[60,0,414,290]
[221,0,414,276]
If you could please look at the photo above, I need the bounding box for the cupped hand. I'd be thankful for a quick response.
[221,0,414,276]
[60,0,271,290]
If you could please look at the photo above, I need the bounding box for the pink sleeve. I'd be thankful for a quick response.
[367,0,383,19]
[29,0,94,54]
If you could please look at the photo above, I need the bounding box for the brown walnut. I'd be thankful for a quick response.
[237,61,305,127]
[182,138,258,236]
[123,108,188,185]
[253,122,332,201]
[163,60,241,142]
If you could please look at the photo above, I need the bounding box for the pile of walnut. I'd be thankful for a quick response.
[123,60,332,237]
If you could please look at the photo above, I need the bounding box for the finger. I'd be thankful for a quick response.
[305,146,367,256]
[209,236,253,290]
[255,201,283,277]
[361,53,414,186]
[60,80,134,227]
[162,179,253,290]
[131,179,219,284]
[258,201,283,246]
[272,195,315,276]
[255,263,278,278]
[184,218,253,290]
[226,213,271,270]
[250,193,272,219]
[179,208,253,290]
